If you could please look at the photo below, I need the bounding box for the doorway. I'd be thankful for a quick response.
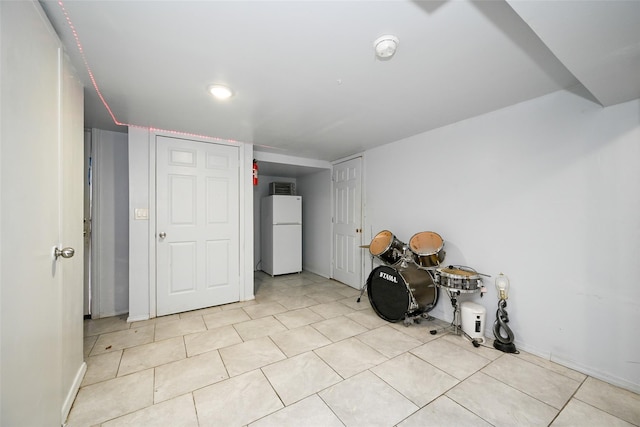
[332,156,363,289]
[84,129,130,319]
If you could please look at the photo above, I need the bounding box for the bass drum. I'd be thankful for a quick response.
[367,264,438,322]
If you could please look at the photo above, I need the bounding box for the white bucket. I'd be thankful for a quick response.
[461,301,486,343]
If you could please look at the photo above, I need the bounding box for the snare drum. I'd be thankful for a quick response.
[367,263,438,322]
[434,267,482,291]
[369,230,406,266]
[409,231,445,268]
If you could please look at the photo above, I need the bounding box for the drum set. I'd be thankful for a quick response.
[361,230,488,334]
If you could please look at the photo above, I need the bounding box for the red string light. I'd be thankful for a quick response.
[56,1,241,144]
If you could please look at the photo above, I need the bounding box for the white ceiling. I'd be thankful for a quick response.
[41,0,640,167]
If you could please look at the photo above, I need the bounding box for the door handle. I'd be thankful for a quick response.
[159,232,167,239]
[54,247,75,260]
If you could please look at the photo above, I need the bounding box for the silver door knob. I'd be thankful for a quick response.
[54,247,75,260]
[159,232,167,239]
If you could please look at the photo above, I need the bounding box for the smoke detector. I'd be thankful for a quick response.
[373,35,399,59]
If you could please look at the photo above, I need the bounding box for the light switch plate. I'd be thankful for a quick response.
[134,208,149,220]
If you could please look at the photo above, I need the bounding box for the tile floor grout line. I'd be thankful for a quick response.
[479,354,580,410]
[469,369,560,413]
[546,374,589,427]
[78,272,640,426]
[442,352,511,426]
[440,393,497,427]
[565,377,638,427]
[315,392,348,427]
[189,391,202,427]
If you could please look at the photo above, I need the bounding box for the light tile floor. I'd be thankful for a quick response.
[69,271,640,426]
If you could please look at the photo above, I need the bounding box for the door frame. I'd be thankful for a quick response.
[84,129,93,317]
[155,135,240,316]
[331,153,366,288]
[147,131,252,319]
[87,128,130,319]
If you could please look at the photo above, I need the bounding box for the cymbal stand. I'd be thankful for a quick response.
[357,250,375,303]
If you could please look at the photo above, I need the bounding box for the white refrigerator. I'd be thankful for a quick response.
[261,195,302,276]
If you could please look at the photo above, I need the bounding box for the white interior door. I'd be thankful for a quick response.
[1,8,62,421]
[1,2,83,424]
[156,136,240,316]
[332,157,363,288]
[60,49,85,420]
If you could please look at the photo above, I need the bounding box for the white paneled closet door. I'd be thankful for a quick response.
[156,136,240,316]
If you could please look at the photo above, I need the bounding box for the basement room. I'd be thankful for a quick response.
[1,0,639,426]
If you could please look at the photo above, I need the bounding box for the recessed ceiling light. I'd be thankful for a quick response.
[208,84,234,100]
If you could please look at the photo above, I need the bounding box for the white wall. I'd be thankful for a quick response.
[298,170,332,278]
[364,88,640,392]
[128,129,254,321]
[92,129,129,318]
[127,127,150,321]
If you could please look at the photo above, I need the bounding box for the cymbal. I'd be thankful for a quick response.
[359,245,370,248]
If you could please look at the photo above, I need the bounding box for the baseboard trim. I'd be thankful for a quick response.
[550,352,640,394]
[127,314,150,323]
[61,361,86,425]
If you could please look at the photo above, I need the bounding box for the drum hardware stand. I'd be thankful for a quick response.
[403,311,434,327]
[401,293,428,326]
[429,287,482,348]
[356,245,374,303]
[402,278,438,326]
